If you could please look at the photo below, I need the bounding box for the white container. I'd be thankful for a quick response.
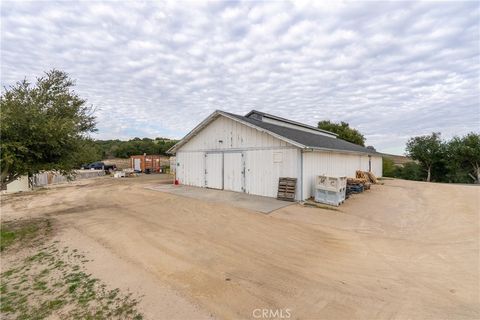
[314,175,346,206]
[113,171,126,178]
[315,176,346,192]
[314,188,346,206]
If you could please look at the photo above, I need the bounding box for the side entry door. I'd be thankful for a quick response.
[205,153,223,189]
[223,152,244,192]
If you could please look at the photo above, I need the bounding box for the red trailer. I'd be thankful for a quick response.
[130,154,163,173]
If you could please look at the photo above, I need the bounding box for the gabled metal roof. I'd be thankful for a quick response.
[167,110,379,156]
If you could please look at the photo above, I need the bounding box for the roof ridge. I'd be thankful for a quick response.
[244,110,338,137]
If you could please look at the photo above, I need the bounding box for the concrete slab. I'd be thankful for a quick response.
[146,184,294,213]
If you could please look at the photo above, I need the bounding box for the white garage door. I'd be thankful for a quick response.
[205,153,223,189]
[224,152,244,192]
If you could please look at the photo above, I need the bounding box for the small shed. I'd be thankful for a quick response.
[130,154,163,173]
[167,110,383,201]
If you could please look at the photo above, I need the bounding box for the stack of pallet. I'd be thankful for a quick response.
[346,183,364,195]
[347,176,364,194]
[277,177,297,202]
[355,170,368,181]
[347,171,373,196]
[347,177,367,184]
[356,170,378,184]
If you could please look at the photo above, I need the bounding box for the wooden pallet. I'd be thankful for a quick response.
[366,171,378,184]
[347,177,367,184]
[277,177,297,201]
[355,170,378,184]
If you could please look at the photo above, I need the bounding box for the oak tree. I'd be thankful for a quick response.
[318,120,366,146]
[405,132,444,182]
[0,70,97,188]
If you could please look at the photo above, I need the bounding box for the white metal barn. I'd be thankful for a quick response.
[168,110,382,201]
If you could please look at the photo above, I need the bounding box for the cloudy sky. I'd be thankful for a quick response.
[1,1,479,154]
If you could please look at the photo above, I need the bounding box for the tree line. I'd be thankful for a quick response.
[94,138,177,159]
[384,132,479,184]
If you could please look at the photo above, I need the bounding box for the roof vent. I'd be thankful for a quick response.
[246,111,263,121]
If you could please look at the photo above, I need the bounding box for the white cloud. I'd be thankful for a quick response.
[1,0,478,153]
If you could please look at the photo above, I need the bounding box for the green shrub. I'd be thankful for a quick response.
[382,158,396,177]
[394,162,425,181]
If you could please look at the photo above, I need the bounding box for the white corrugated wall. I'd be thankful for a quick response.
[175,152,205,187]
[244,148,300,199]
[302,151,382,200]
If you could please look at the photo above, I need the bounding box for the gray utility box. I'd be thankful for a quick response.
[314,176,346,206]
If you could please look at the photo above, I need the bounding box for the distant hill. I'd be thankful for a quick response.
[381,153,414,167]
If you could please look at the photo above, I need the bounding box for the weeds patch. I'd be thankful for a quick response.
[1,218,52,251]
[1,219,143,320]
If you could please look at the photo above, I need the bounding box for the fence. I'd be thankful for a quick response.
[32,170,105,187]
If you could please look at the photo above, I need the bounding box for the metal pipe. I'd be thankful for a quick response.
[300,150,304,201]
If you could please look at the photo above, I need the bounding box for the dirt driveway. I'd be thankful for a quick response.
[1,175,479,319]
